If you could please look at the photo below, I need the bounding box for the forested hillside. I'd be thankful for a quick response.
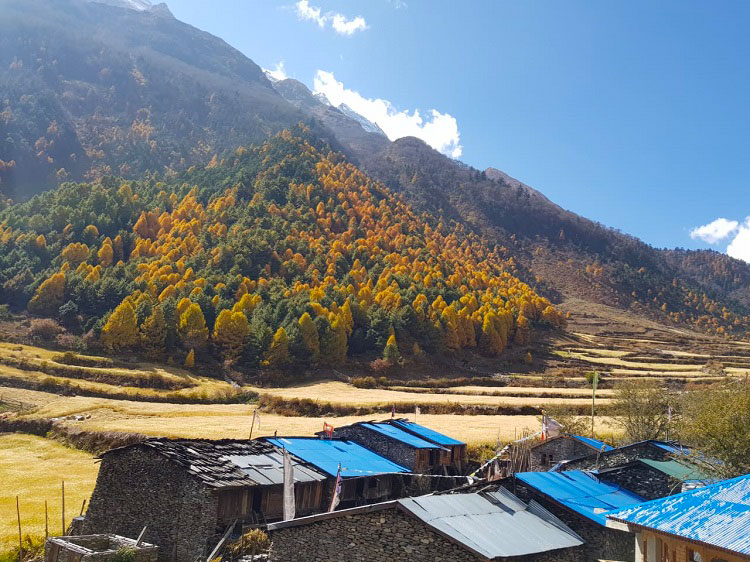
[0,128,564,368]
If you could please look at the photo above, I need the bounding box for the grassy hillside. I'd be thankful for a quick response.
[0,128,563,372]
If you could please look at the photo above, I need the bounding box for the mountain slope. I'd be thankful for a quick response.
[0,129,563,369]
[0,0,303,198]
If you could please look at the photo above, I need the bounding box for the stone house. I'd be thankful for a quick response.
[318,421,448,473]
[262,436,414,509]
[267,488,585,562]
[528,435,613,471]
[607,473,750,562]
[597,458,711,500]
[83,439,327,562]
[560,440,691,472]
[502,470,645,562]
[386,419,467,473]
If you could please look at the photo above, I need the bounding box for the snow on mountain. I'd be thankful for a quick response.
[89,0,153,11]
[337,103,386,136]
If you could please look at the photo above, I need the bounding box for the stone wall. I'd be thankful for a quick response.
[598,464,679,500]
[529,438,594,471]
[268,507,584,562]
[45,535,158,562]
[502,481,634,562]
[562,443,673,471]
[83,447,219,562]
[330,426,420,471]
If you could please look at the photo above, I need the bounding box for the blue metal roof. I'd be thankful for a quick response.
[516,470,645,526]
[649,440,691,455]
[571,435,614,451]
[398,489,583,558]
[266,437,409,478]
[607,474,750,555]
[360,423,441,449]
[389,419,466,446]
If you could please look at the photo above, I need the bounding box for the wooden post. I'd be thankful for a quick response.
[45,500,48,539]
[61,480,65,536]
[80,499,86,516]
[16,496,22,562]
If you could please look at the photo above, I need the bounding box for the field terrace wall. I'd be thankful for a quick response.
[321,422,445,473]
[527,435,611,471]
[267,490,585,562]
[500,471,645,562]
[83,439,327,562]
[559,440,690,472]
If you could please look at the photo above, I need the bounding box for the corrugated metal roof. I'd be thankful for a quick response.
[265,437,409,477]
[517,470,644,526]
[360,423,442,449]
[398,491,583,558]
[607,474,750,555]
[649,440,691,455]
[104,439,327,488]
[638,459,708,482]
[389,419,466,446]
[571,435,614,451]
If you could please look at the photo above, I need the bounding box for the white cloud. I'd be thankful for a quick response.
[727,218,750,263]
[331,14,367,35]
[264,61,288,82]
[689,218,739,244]
[313,70,463,158]
[295,1,368,35]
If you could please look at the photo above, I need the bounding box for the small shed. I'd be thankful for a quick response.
[263,436,410,508]
[505,470,645,562]
[607,473,750,562]
[84,439,327,562]
[267,488,585,561]
[319,420,448,473]
[529,435,613,471]
[388,419,467,473]
[597,458,712,500]
[45,534,158,562]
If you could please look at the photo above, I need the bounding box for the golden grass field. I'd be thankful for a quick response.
[0,434,99,548]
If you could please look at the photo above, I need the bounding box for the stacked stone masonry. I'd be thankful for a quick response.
[268,508,585,562]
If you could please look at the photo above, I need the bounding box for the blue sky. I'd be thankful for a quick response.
[165,0,750,258]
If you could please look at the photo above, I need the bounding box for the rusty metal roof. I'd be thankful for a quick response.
[102,438,327,488]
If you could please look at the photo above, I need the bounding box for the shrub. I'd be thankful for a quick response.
[225,529,270,559]
[0,303,10,321]
[29,318,62,340]
[351,376,379,389]
[0,534,44,562]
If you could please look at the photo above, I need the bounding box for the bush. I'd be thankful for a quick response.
[351,376,379,389]
[29,318,62,340]
[225,529,270,559]
[0,304,10,321]
[0,534,44,562]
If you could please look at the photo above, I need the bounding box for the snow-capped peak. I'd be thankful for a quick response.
[89,0,154,12]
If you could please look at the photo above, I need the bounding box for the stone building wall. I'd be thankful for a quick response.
[268,507,584,562]
[501,481,634,562]
[598,464,679,500]
[562,443,672,471]
[83,447,219,562]
[529,438,595,471]
[331,426,419,471]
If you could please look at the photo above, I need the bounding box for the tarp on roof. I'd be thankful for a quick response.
[361,423,442,449]
[638,459,708,482]
[266,437,409,477]
[607,474,750,556]
[571,435,614,452]
[516,470,644,526]
[398,490,583,558]
[389,419,465,446]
